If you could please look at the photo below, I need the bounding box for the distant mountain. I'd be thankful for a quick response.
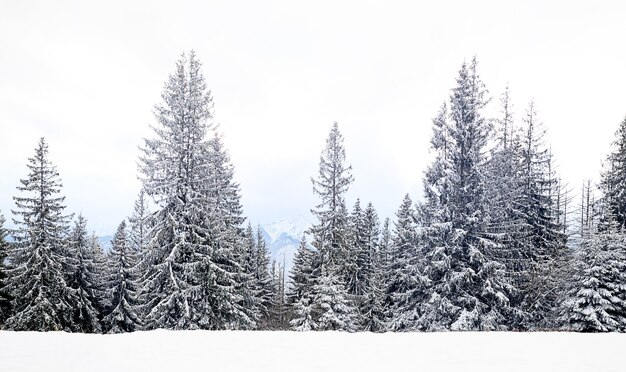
[260,214,313,275]
[98,235,113,252]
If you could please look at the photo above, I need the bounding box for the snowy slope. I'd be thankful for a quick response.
[0,330,623,372]
[260,214,313,275]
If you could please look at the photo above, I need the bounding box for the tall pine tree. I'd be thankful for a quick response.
[128,189,151,252]
[254,225,274,328]
[419,58,513,331]
[309,122,354,270]
[104,220,142,333]
[5,138,76,331]
[517,101,566,329]
[560,217,626,332]
[288,236,317,330]
[600,116,626,228]
[384,195,427,331]
[0,212,12,326]
[359,202,385,332]
[139,51,253,330]
[307,122,356,330]
[66,215,102,333]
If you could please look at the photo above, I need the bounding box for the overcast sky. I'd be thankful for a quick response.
[1,0,625,235]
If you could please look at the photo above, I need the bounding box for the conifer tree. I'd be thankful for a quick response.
[0,212,12,325]
[104,220,142,333]
[601,116,626,228]
[66,215,102,333]
[288,237,317,331]
[290,297,316,331]
[237,223,262,327]
[418,58,512,331]
[205,133,256,329]
[255,225,273,327]
[139,51,252,330]
[360,203,385,332]
[346,199,366,296]
[481,87,529,328]
[307,122,357,330]
[287,236,316,305]
[516,101,566,328]
[384,195,427,331]
[5,138,76,331]
[309,122,354,270]
[128,189,151,252]
[270,259,288,329]
[138,51,214,329]
[207,134,247,232]
[379,218,392,272]
[559,218,626,332]
[312,265,358,331]
[421,102,453,225]
[89,232,109,320]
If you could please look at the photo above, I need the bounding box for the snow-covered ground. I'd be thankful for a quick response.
[0,330,623,371]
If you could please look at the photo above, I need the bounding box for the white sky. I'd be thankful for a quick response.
[1,0,625,235]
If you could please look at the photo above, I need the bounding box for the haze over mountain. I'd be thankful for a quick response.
[258,214,313,275]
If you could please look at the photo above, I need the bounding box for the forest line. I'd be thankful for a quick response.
[1,51,625,332]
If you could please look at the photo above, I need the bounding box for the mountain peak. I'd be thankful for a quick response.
[262,213,313,243]
[260,214,314,275]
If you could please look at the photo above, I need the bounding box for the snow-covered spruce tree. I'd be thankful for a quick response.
[66,215,102,333]
[290,296,316,331]
[288,236,317,330]
[128,189,152,252]
[139,51,252,330]
[207,133,247,232]
[600,116,626,228]
[236,224,262,327]
[559,217,626,332]
[138,51,213,329]
[0,212,12,326]
[89,232,109,319]
[270,259,289,329]
[516,101,567,329]
[421,102,453,226]
[578,180,599,239]
[307,122,357,330]
[255,225,274,328]
[481,87,530,328]
[482,86,523,272]
[103,220,142,333]
[346,198,366,297]
[312,265,358,331]
[416,102,459,332]
[379,217,391,272]
[309,122,354,270]
[384,194,428,331]
[418,58,513,331]
[359,202,386,332]
[5,138,76,331]
[205,133,257,329]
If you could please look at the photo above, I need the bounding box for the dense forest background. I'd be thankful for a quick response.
[1,52,625,333]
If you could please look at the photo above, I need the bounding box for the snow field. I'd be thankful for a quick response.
[0,330,623,372]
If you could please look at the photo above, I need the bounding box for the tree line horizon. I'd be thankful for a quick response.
[1,51,625,333]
